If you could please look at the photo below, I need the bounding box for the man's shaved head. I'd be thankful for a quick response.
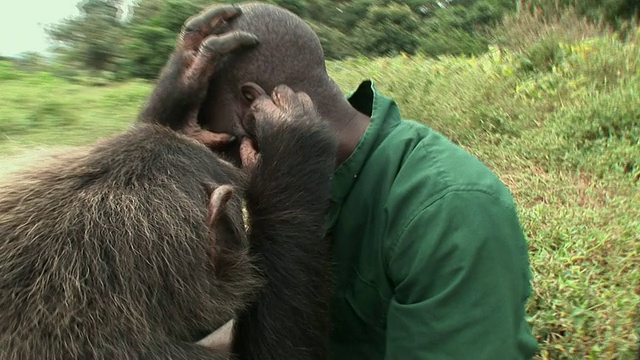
[198,2,343,137]
[197,2,368,167]
[217,2,328,92]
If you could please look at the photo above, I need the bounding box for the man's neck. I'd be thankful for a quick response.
[325,106,370,167]
[311,80,371,168]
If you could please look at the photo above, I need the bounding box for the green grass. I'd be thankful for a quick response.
[1,27,639,360]
[335,33,640,360]
[0,65,150,158]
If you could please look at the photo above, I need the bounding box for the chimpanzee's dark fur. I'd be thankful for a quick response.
[230,86,335,360]
[0,97,335,359]
[0,4,336,360]
[0,125,254,359]
[0,105,333,359]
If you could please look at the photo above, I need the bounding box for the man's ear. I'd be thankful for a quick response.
[238,82,268,137]
[240,82,267,105]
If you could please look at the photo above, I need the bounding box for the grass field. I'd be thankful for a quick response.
[1,22,640,360]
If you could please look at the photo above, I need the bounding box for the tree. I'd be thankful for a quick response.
[522,0,639,30]
[14,52,50,72]
[353,3,422,57]
[46,0,126,72]
[307,20,353,60]
[119,0,203,79]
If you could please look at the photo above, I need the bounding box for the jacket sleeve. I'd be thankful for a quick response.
[384,189,538,359]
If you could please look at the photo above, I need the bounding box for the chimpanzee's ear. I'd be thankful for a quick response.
[208,184,234,227]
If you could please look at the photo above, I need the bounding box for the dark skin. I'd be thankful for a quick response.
[192,3,370,167]
[0,4,335,360]
[332,111,371,165]
[200,80,369,167]
[138,4,257,149]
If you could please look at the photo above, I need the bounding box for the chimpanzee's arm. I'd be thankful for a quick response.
[136,5,258,148]
[232,86,337,359]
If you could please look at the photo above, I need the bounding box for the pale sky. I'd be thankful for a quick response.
[0,0,86,57]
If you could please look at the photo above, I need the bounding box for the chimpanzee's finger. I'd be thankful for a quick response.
[184,4,242,34]
[185,32,258,81]
[295,91,316,115]
[239,137,259,170]
[200,131,237,149]
[271,85,300,114]
[250,94,280,118]
[207,184,234,227]
[186,129,237,149]
[201,32,259,59]
[180,4,243,51]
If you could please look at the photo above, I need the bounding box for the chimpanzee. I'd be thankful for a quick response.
[0,4,336,360]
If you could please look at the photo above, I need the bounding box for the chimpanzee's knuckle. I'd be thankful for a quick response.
[273,84,289,93]
[228,32,246,50]
[230,32,259,47]
[289,93,312,118]
[203,32,258,56]
[183,15,201,31]
[296,92,314,109]
[273,86,301,113]
[250,97,271,112]
[186,12,211,32]
[202,36,220,51]
[183,5,241,38]
[273,84,295,100]
[203,4,241,22]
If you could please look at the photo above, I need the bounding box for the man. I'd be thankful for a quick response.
[196,2,539,358]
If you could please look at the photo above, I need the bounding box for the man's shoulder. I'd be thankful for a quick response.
[378,119,517,222]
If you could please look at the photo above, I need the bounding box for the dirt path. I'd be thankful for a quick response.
[0,146,78,179]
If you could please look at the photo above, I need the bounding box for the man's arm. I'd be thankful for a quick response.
[385,189,538,359]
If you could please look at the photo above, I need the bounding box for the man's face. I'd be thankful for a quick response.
[197,77,270,166]
[199,78,241,134]
[197,78,247,165]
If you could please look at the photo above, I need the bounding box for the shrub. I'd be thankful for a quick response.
[0,61,22,81]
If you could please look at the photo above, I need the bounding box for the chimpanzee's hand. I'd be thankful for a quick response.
[250,85,319,128]
[138,4,259,150]
[239,84,331,171]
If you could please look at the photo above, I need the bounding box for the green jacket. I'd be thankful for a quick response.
[326,81,538,359]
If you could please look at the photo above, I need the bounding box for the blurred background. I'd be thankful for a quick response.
[0,0,639,359]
